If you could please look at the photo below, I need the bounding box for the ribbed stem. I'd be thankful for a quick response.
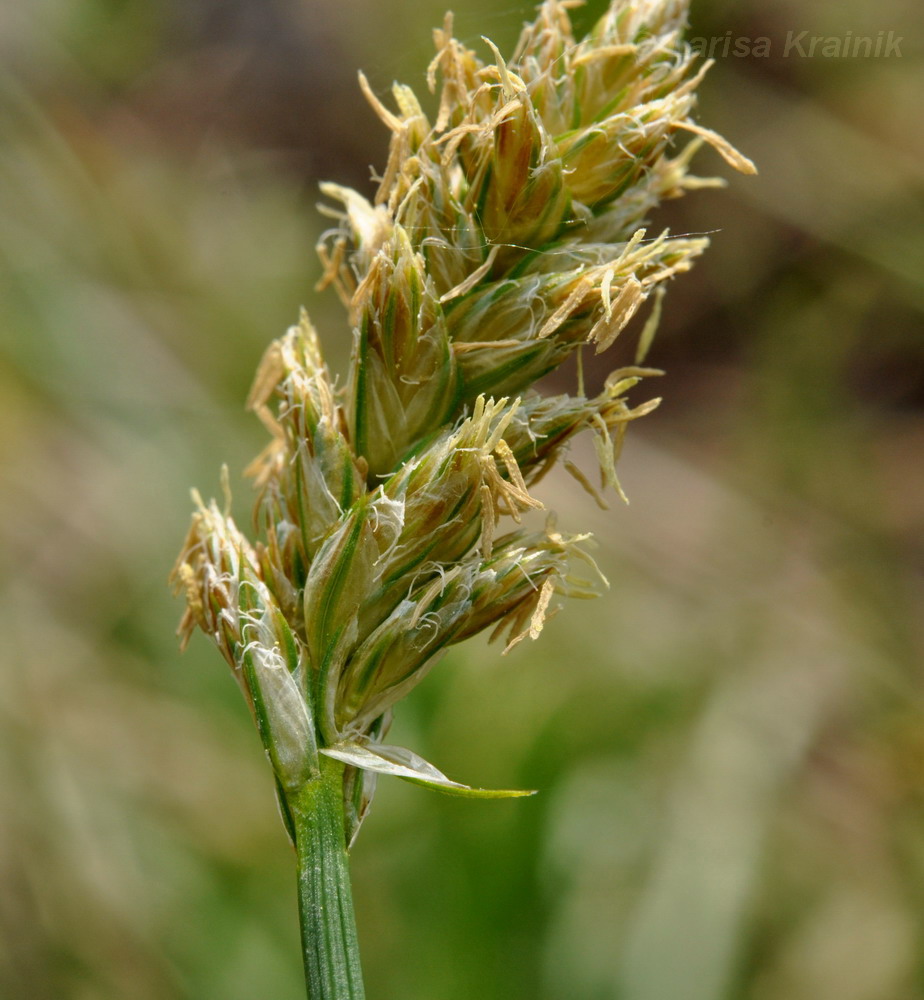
[288,757,366,1000]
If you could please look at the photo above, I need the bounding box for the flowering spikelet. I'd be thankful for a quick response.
[173,0,753,844]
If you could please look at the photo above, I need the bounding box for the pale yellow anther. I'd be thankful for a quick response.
[479,484,496,559]
[675,120,758,174]
[358,71,404,133]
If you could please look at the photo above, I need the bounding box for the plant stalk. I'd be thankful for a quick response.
[288,756,365,1000]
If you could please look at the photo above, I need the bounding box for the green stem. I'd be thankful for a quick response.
[288,756,366,1000]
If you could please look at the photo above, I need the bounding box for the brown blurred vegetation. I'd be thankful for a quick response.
[1,1,922,998]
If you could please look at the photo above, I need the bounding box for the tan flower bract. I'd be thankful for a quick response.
[172,0,753,842]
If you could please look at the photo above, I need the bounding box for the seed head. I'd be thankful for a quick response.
[173,0,753,839]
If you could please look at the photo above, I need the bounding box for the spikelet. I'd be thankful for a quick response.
[173,0,753,843]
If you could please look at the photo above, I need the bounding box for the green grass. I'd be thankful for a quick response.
[1,1,922,997]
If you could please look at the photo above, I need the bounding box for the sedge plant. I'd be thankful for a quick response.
[171,1,754,996]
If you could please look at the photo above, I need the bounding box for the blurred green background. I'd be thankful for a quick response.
[1,1,922,997]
